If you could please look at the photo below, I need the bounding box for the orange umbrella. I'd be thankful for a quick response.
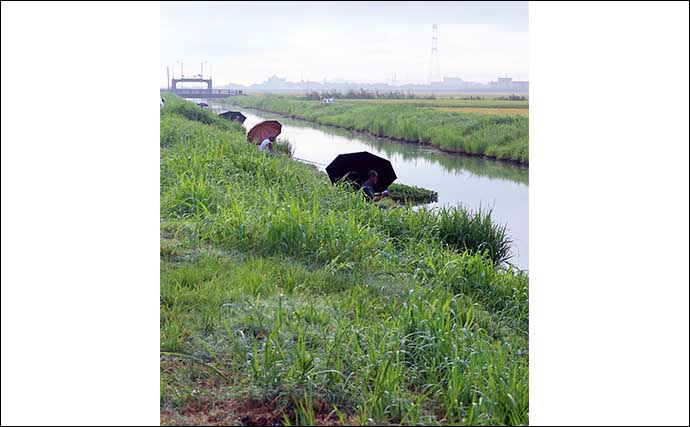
[247,120,282,144]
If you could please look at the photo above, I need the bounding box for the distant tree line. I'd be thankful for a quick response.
[298,91,526,101]
[496,94,527,101]
[301,89,438,100]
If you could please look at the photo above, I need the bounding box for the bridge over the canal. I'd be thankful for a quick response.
[167,76,243,99]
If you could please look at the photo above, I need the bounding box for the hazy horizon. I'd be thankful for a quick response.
[161,1,528,87]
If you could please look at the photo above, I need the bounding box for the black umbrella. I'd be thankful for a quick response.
[218,110,247,124]
[326,151,397,192]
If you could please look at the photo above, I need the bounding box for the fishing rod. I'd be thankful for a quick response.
[291,157,327,166]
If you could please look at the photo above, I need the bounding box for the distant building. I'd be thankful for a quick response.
[266,75,287,84]
[489,77,529,92]
[512,81,529,91]
[497,77,513,87]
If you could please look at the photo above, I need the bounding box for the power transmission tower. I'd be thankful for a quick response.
[428,24,441,85]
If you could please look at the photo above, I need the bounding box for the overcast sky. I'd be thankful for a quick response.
[160,1,528,86]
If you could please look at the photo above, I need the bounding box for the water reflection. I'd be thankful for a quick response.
[288,120,526,186]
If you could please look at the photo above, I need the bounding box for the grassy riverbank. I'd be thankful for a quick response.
[160,94,528,425]
[231,95,529,163]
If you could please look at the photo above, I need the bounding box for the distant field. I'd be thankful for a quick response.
[340,98,529,110]
[433,106,529,116]
[245,96,530,116]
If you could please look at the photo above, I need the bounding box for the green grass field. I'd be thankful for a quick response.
[231,95,529,163]
[339,98,529,110]
[160,94,528,426]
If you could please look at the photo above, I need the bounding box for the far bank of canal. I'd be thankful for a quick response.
[212,101,529,270]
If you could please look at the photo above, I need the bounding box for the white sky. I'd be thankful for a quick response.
[161,1,528,86]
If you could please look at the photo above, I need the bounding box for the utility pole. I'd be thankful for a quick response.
[428,24,441,85]
[167,66,170,90]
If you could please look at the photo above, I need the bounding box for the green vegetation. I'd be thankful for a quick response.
[302,89,439,100]
[231,95,529,163]
[388,183,438,205]
[326,97,528,109]
[160,94,528,426]
[273,138,295,157]
[162,93,244,133]
[495,95,528,101]
[300,91,528,106]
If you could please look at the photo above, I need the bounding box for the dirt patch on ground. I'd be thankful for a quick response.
[161,397,355,426]
[161,400,240,426]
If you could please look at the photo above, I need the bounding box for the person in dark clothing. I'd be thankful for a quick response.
[361,170,390,202]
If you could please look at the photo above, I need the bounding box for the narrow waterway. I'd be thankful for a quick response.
[212,102,529,270]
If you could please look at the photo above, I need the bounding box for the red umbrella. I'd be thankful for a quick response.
[247,120,282,144]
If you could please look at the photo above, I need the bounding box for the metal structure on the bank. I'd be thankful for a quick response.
[165,62,242,99]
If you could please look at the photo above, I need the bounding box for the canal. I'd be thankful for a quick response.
[212,102,529,270]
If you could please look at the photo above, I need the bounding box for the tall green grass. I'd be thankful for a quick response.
[437,206,512,265]
[160,94,528,426]
[273,137,294,157]
[231,95,529,163]
[161,92,245,133]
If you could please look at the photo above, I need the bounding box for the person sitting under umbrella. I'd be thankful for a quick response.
[361,170,390,202]
[258,135,276,155]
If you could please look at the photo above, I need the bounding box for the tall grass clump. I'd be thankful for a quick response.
[387,183,438,204]
[436,206,512,264]
[273,137,294,157]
